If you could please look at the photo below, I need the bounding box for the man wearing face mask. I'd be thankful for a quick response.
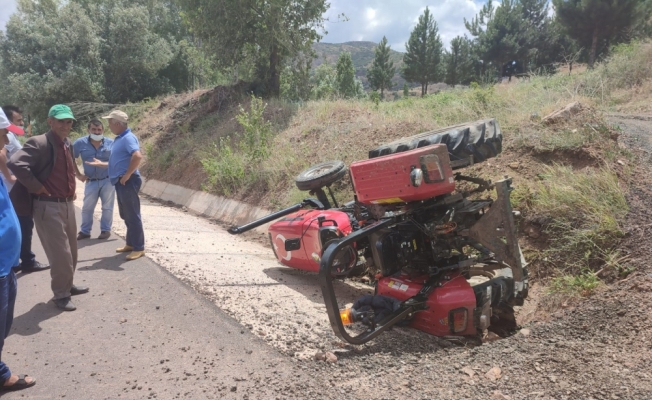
[72,120,114,240]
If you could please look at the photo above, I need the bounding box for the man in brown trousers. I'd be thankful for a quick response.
[8,104,89,311]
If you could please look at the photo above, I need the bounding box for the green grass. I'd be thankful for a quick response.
[548,271,603,297]
[513,165,628,275]
[137,42,652,286]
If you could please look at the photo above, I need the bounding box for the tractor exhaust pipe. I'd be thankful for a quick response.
[227,198,324,235]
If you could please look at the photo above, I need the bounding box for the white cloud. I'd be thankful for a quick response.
[324,0,484,51]
[2,0,485,52]
[0,0,18,30]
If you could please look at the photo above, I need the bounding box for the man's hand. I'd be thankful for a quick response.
[85,158,108,168]
[34,186,51,196]
[119,174,131,185]
[8,175,17,184]
[76,173,88,183]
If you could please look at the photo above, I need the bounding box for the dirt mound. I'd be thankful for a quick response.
[138,83,251,190]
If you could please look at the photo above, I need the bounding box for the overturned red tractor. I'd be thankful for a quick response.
[228,119,528,344]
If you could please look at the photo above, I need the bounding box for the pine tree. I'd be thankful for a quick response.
[402,7,443,96]
[465,0,524,79]
[553,0,642,68]
[368,36,396,98]
[444,36,476,85]
[336,52,357,98]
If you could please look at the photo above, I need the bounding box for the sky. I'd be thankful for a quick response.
[324,0,486,50]
[0,0,485,51]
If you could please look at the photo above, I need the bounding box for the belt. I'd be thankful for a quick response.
[33,196,74,203]
[87,177,108,182]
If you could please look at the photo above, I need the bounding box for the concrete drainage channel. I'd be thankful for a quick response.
[141,179,275,235]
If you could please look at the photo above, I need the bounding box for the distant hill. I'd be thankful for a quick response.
[312,41,409,91]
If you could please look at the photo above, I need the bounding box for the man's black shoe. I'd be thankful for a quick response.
[70,285,89,296]
[19,261,50,274]
[98,231,111,240]
[53,297,76,311]
[77,232,91,240]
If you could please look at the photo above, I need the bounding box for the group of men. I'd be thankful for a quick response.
[0,104,146,392]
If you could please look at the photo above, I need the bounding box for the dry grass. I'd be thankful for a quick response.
[133,42,652,283]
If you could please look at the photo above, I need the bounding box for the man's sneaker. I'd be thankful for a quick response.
[126,251,145,261]
[116,245,133,253]
[20,261,50,274]
[98,231,111,240]
[53,297,76,311]
[77,232,91,240]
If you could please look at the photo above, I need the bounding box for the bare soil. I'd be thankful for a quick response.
[132,88,652,398]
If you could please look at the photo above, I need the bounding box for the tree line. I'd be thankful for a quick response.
[365,0,652,98]
[0,0,650,118]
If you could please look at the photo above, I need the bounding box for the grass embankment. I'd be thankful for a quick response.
[139,42,652,301]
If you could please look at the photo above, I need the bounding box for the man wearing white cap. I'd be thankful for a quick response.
[89,110,145,261]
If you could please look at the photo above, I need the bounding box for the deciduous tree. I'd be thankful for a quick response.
[177,0,328,97]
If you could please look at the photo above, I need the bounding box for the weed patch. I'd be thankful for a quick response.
[515,165,628,276]
[200,96,278,196]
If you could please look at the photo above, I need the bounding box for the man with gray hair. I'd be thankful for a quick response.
[9,104,89,312]
[88,110,145,261]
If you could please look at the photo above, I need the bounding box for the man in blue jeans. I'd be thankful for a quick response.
[0,108,35,391]
[73,119,115,240]
[89,110,144,261]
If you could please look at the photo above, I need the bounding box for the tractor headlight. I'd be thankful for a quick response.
[410,168,423,187]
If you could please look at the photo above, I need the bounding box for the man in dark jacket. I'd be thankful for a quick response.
[8,104,89,312]
[0,105,49,274]
[0,108,36,391]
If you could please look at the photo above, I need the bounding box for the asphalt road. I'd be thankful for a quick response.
[0,207,328,400]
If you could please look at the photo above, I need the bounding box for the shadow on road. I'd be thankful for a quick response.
[263,267,373,305]
[78,254,126,272]
[77,238,118,250]
[9,302,62,337]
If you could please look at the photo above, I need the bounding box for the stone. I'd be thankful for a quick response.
[314,352,326,361]
[493,391,511,400]
[542,102,583,125]
[508,162,520,170]
[325,352,338,363]
[519,328,531,337]
[461,366,476,378]
[485,366,502,381]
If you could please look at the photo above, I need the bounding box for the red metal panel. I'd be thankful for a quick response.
[377,272,477,336]
[349,144,456,205]
[268,210,352,273]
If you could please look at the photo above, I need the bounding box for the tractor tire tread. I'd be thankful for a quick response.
[368,119,503,166]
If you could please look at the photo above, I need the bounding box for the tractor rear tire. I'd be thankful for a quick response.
[295,160,347,191]
[368,119,502,165]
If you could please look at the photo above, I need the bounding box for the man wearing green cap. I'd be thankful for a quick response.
[8,104,89,312]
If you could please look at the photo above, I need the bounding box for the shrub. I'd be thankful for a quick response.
[201,96,273,195]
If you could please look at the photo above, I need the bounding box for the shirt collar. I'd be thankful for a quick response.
[117,128,131,138]
[48,130,65,146]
